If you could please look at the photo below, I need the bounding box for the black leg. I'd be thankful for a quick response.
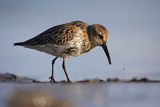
[62,58,71,82]
[49,57,58,82]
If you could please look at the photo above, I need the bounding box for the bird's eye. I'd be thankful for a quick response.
[98,34,103,39]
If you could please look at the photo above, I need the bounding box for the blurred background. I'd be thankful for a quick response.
[0,0,160,81]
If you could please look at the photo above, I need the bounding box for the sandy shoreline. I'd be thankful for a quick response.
[1,73,160,83]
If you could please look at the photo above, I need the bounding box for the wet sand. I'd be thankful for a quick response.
[0,82,160,107]
[0,73,160,107]
[1,73,160,83]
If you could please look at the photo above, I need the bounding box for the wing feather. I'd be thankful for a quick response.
[20,21,88,46]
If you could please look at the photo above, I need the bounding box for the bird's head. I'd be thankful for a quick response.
[87,24,111,64]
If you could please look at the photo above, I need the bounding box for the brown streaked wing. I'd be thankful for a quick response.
[22,24,63,45]
[21,21,88,46]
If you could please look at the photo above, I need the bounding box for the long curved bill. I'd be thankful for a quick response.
[102,43,111,64]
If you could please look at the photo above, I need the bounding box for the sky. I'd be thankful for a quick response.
[0,0,160,81]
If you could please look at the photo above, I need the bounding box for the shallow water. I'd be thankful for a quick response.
[0,83,160,107]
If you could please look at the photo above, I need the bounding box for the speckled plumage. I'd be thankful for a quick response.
[14,21,111,82]
[15,21,94,58]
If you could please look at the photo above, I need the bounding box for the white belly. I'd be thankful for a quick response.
[25,44,70,58]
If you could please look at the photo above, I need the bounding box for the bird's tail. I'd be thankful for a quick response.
[14,42,24,46]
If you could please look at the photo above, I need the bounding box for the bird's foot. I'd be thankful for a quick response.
[67,79,72,83]
[49,76,56,83]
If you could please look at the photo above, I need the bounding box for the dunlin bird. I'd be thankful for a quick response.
[14,21,111,82]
